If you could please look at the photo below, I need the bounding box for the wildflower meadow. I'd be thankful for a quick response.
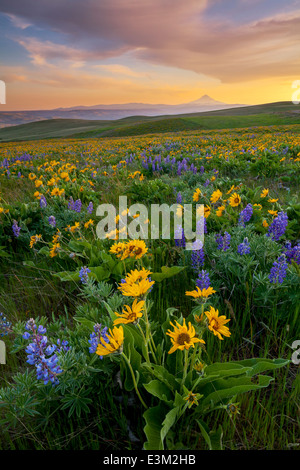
[0,125,299,451]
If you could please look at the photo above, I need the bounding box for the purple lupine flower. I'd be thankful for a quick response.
[284,242,300,265]
[204,179,210,187]
[269,254,288,284]
[87,202,94,214]
[196,270,210,289]
[12,220,21,238]
[176,192,182,204]
[267,212,288,241]
[39,195,47,208]
[191,248,205,273]
[68,197,75,210]
[79,266,91,284]
[174,226,186,248]
[238,204,253,227]
[0,312,12,337]
[22,319,63,385]
[237,237,251,255]
[216,232,231,251]
[48,215,56,227]
[88,323,109,357]
[56,339,70,353]
[73,199,82,213]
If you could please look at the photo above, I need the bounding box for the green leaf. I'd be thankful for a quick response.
[144,380,173,404]
[143,404,167,450]
[143,404,179,450]
[151,266,186,282]
[201,375,274,408]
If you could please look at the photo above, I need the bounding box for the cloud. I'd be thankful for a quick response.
[13,37,130,66]
[93,64,145,78]
[1,0,300,83]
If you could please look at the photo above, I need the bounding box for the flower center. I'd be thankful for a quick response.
[211,319,219,331]
[177,333,191,345]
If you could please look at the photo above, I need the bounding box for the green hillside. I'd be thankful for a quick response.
[0,101,300,142]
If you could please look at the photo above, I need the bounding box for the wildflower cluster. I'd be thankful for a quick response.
[269,254,288,284]
[216,231,231,251]
[22,319,69,385]
[267,212,288,241]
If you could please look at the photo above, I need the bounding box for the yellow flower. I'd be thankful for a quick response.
[260,188,269,198]
[118,268,155,298]
[35,179,43,188]
[268,198,278,203]
[96,326,124,356]
[227,185,235,195]
[205,306,231,340]
[29,234,42,248]
[121,240,148,260]
[185,286,216,299]
[50,243,60,258]
[28,173,36,180]
[216,205,225,217]
[51,187,60,196]
[193,188,201,202]
[194,361,206,373]
[268,210,278,217]
[166,318,205,354]
[84,219,94,229]
[52,230,62,243]
[253,204,262,210]
[228,192,241,207]
[183,391,202,408]
[262,219,269,228]
[113,299,145,325]
[70,222,80,233]
[110,241,127,258]
[204,205,211,218]
[210,189,222,204]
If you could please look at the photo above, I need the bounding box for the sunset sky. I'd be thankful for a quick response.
[0,0,300,110]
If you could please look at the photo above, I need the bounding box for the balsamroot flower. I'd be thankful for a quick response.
[185,286,216,300]
[229,192,241,207]
[166,318,205,354]
[113,299,145,325]
[118,268,154,298]
[210,189,222,204]
[204,306,231,340]
[96,326,124,356]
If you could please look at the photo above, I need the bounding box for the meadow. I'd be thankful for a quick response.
[0,124,299,450]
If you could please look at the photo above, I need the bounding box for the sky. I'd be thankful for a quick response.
[0,0,300,110]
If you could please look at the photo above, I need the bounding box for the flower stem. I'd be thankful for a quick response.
[121,352,148,409]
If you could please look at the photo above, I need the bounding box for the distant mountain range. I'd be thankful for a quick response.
[0,95,245,128]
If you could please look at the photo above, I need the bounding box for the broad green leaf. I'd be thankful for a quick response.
[151,266,186,282]
[144,380,173,404]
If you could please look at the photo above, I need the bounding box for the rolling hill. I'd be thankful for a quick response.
[0,101,299,142]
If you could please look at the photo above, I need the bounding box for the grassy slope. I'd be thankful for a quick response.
[0,101,300,141]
